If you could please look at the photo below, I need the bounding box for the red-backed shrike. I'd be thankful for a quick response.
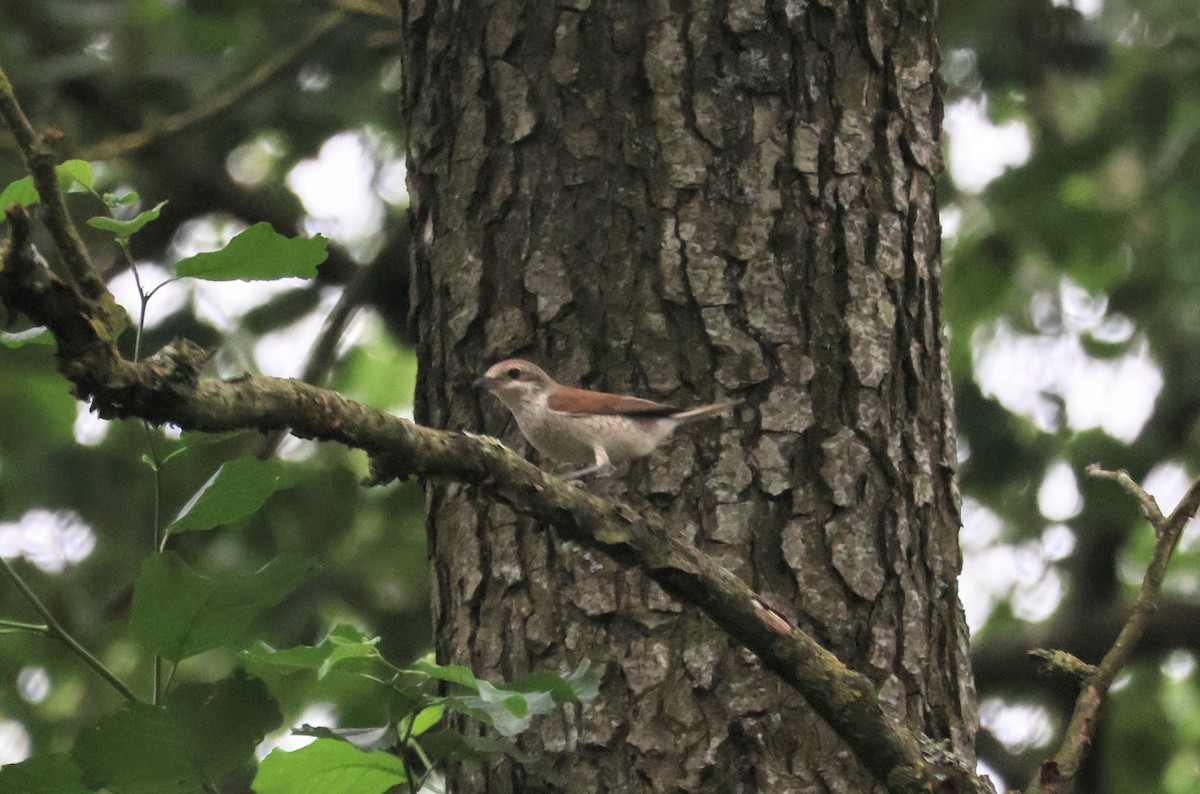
[474,359,735,479]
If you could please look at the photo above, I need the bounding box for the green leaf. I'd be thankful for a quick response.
[104,190,140,207]
[74,673,280,793]
[74,703,200,793]
[57,160,94,192]
[513,659,600,704]
[174,222,327,281]
[0,752,91,794]
[410,658,480,691]
[87,201,166,244]
[170,673,282,783]
[253,738,407,794]
[0,176,39,209]
[244,624,382,680]
[0,328,54,348]
[409,704,444,738]
[0,160,93,212]
[130,552,316,661]
[293,724,394,753]
[409,658,597,737]
[476,680,532,719]
[442,687,534,738]
[170,456,294,532]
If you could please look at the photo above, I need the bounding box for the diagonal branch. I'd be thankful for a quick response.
[1026,465,1200,793]
[0,556,140,703]
[0,204,986,794]
[0,68,106,301]
[77,12,346,162]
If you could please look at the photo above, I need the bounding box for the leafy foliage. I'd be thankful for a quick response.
[0,4,592,780]
[941,0,1200,788]
[74,673,280,793]
[174,222,329,282]
[168,456,295,533]
[87,201,167,245]
[254,738,407,794]
[0,160,94,210]
[129,552,316,661]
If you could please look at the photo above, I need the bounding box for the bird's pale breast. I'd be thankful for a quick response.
[516,409,675,464]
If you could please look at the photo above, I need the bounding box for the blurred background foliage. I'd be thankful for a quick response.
[941,0,1200,790]
[0,0,1196,791]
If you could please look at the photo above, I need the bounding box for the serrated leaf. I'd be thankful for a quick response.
[174,222,327,282]
[171,456,294,532]
[253,738,406,794]
[0,752,91,794]
[74,673,279,793]
[130,552,316,661]
[0,327,53,348]
[244,624,382,680]
[87,201,166,244]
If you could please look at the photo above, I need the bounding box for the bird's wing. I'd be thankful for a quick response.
[548,386,678,417]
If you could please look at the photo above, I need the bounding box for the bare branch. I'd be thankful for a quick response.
[1027,465,1200,793]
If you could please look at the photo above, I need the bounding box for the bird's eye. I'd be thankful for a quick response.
[507,367,522,380]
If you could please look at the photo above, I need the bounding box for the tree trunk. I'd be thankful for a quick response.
[403,1,975,790]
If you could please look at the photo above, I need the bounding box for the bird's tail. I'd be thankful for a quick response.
[671,401,739,423]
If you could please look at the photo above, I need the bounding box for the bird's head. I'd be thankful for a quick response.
[473,359,558,412]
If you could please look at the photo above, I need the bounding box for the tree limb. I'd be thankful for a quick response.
[0,204,987,794]
[1026,465,1200,793]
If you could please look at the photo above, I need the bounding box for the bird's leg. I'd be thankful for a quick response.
[564,445,612,481]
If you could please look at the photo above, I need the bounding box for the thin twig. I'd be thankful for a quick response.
[0,618,50,634]
[0,556,140,702]
[1027,465,1200,793]
[79,12,345,161]
[0,65,106,300]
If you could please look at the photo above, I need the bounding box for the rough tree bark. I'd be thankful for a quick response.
[403,1,975,791]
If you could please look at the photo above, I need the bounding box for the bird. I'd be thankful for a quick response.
[474,359,736,480]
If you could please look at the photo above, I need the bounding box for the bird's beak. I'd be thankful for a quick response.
[472,375,493,390]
